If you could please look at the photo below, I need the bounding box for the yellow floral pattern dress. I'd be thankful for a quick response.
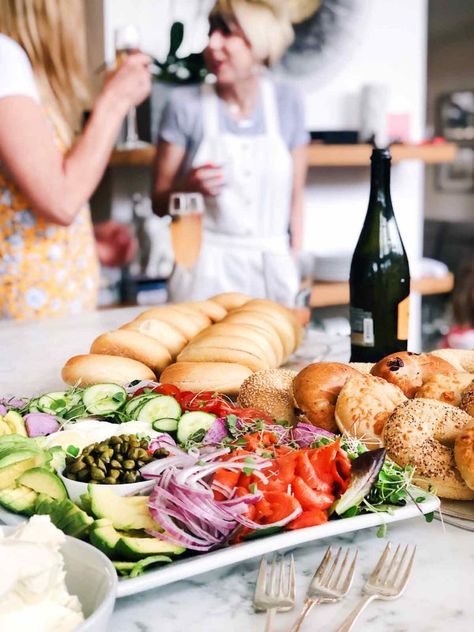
[0,110,99,320]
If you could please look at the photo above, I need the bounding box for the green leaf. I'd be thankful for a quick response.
[376,523,387,538]
[66,445,79,457]
[242,467,253,477]
[249,483,258,494]
[424,512,434,523]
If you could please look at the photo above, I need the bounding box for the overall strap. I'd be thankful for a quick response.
[261,78,280,138]
[200,83,220,138]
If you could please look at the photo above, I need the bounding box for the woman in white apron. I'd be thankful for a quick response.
[152,0,308,306]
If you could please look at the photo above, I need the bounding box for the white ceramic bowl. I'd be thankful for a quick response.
[1,527,117,632]
[59,469,154,503]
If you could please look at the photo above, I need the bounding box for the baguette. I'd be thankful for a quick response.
[90,330,172,374]
[62,354,155,386]
[160,361,252,396]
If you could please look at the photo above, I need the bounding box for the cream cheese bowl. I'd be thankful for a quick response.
[0,525,117,632]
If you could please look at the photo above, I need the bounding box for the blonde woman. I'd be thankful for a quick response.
[152,0,308,306]
[0,0,151,320]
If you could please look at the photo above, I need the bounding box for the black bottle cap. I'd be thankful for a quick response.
[371,147,391,161]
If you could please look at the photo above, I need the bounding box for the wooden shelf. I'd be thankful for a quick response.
[309,272,454,308]
[109,142,457,168]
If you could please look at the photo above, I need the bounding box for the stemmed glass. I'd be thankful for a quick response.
[114,24,148,149]
[169,193,204,269]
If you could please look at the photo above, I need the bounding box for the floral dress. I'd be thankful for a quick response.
[0,110,99,320]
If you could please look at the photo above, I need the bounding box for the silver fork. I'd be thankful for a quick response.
[334,542,416,632]
[289,546,358,632]
[253,554,296,632]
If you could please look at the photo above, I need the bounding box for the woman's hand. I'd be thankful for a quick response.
[94,220,137,267]
[183,163,225,197]
[102,52,151,111]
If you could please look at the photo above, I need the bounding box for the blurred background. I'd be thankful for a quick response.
[83,0,473,351]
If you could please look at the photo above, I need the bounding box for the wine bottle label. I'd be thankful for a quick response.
[397,296,410,340]
[350,307,374,347]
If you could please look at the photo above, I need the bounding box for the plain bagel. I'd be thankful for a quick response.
[90,330,172,374]
[383,398,474,500]
[238,369,297,424]
[62,354,155,386]
[454,419,474,490]
[293,362,361,433]
[160,361,252,396]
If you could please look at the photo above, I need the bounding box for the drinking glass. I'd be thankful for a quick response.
[114,25,148,150]
[169,193,204,269]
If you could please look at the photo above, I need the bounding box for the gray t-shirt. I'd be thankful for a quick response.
[158,80,309,172]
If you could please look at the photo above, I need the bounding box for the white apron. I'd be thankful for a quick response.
[168,78,299,306]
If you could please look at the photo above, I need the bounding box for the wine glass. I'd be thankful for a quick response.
[114,24,149,150]
[169,193,204,269]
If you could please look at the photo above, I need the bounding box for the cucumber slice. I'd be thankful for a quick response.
[136,396,181,424]
[124,393,160,418]
[82,384,127,415]
[151,418,178,433]
[177,411,216,444]
[37,391,81,416]
[28,398,41,413]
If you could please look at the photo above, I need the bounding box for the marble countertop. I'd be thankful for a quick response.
[0,307,472,631]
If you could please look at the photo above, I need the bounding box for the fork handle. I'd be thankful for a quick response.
[288,598,318,632]
[264,607,276,632]
[334,595,377,632]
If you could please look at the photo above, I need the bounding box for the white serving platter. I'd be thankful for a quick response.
[0,493,439,598]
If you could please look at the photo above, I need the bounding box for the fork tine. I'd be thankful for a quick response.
[387,544,407,586]
[368,541,392,582]
[331,548,349,589]
[381,544,401,585]
[340,549,358,594]
[288,554,296,600]
[395,546,416,591]
[269,555,277,597]
[311,545,332,583]
[323,546,342,586]
[278,556,286,596]
[255,557,267,598]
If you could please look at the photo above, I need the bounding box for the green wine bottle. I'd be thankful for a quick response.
[349,147,410,362]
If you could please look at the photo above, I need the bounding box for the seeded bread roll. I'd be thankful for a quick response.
[62,354,155,386]
[238,369,297,424]
[160,361,252,396]
[383,398,474,500]
[454,419,474,490]
[120,318,187,358]
[90,330,172,374]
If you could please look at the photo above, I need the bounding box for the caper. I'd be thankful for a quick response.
[116,454,124,463]
[103,476,117,485]
[123,471,137,483]
[97,444,108,453]
[84,455,95,465]
[101,453,111,464]
[69,459,86,473]
[123,459,135,470]
[140,439,149,449]
[109,468,121,479]
[77,469,89,481]
[91,466,105,481]
[65,473,77,481]
[110,459,122,469]
[109,436,121,445]
[96,459,106,472]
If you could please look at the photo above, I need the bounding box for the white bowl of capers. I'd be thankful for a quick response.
[60,434,157,503]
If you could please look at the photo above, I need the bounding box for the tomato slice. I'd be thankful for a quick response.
[132,383,181,397]
[175,391,196,410]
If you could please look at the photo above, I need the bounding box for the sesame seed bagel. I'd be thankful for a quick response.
[238,369,297,424]
[383,398,474,500]
[460,380,474,417]
[454,419,474,490]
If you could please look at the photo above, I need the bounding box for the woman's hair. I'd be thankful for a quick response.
[212,0,294,66]
[0,0,90,142]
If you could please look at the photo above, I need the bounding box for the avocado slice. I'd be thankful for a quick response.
[17,467,67,501]
[88,484,161,531]
[0,420,11,436]
[35,495,93,538]
[0,484,38,515]
[116,534,185,561]
[0,455,46,489]
[3,411,27,436]
[89,520,121,558]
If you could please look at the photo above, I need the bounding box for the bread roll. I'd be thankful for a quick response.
[383,399,474,500]
[460,380,474,417]
[238,369,297,424]
[134,307,206,340]
[192,323,279,367]
[221,312,285,364]
[370,351,457,398]
[348,362,374,374]
[179,300,227,322]
[454,419,474,490]
[121,318,187,358]
[242,299,303,348]
[210,292,251,311]
[160,362,252,396]
[430,349,474,374]
[62,354,155,386]
[228,309,295,358]
[177,338,269,373]
[90,330,172,374]
[335,373,406,447]
[293,363,361,433]
[414,373,473,407]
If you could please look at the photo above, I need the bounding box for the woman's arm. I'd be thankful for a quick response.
[0,53,150,227]
[289,144,308,253]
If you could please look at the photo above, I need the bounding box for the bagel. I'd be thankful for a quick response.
[241,299,303,349]
[210,292,251,311]
[370,351,457,398]
[383,398,474,500]
[134,307,207,340]
[222,312,285,364]
[62,354,155,386]
[430,349,474,374]
[454,419,474,490]
[238,369,297,424]
[292,362,360,433]
[460,380,474,417]
[414,373,473,407]
[160,361,252,396]
[335,373,406,447]
[90,330,172,374]
[120,318,187,358]
[229,309,295,359]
